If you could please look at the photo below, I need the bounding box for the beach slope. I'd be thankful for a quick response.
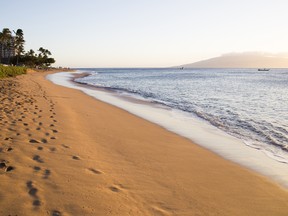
[0,71,288,216]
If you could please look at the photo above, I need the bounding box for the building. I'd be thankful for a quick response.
[0,37,16,63]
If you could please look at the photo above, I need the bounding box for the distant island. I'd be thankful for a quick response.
[178,52,288,68]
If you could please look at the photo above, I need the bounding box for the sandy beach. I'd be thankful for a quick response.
[1,71,288,216]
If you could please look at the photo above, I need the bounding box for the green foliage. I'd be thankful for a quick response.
[14,29,25,65]
[17,47,56,68]
[36,47,55,68]
[0,28,56,67]
[0,65,27,78]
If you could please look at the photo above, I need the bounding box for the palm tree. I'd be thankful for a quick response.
[27,49,35,56]
[14,29,25,65]
[24,49,37,67]
[38,47,54,67]
[38,47,51,58]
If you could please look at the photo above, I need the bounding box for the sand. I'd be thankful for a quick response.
[0,71,288,216]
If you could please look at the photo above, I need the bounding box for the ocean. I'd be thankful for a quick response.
[47,68,288,187]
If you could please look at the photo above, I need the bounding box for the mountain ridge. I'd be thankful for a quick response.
[179,53,288,68]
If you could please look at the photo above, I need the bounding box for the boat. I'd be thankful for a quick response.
[258,68,270,71]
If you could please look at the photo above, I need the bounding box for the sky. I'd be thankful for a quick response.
[1,0,288,68]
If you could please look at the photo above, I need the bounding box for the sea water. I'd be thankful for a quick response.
[47,68,288,187]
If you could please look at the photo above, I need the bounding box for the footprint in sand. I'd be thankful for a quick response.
[0,161,14,172]
[72,155,80,160]
[41,138,48,144]
[8,127,15,131]
[33,166,41,171]
[49,147,56,152]
[109,186,121,193]
[61,144,69,149]
[29,139,40,144]
[33,199,41,206]
[26,181,41,207]
[37,146,43,151]
[6,147,13,152]
[87,168,103,175]
[27,181,37,196]
[33,155,44,163]
[43,169,51,179]
[109,183,128,193]
[51,210,62,216]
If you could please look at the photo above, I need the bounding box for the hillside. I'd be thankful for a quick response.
[179,53,288,68]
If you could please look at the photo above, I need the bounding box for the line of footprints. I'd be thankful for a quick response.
[0,79,35,174]
[0,80,124,215]
[0,80,67,215]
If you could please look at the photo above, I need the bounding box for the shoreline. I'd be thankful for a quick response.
[1,71,288,215]
[51,70,288,189]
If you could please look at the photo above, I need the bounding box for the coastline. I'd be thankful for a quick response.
[54,70,288,189]
[1,71,288,215]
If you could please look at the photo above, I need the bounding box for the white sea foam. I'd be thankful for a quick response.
[47,71,288,188]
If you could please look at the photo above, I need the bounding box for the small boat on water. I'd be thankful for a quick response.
[258,68,270,71]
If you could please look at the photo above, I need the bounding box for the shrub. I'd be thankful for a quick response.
[0,65,27,78]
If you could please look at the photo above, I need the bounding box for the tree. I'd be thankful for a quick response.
[27,49,35,56]
[37,47,55,67]
[22,49,36,67]
[14,29,25,65]
[46,57,56,67]
[38,47,51,57]
[1,27,56,67]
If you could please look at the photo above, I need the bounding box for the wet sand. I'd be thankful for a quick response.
[0,71,288,216]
